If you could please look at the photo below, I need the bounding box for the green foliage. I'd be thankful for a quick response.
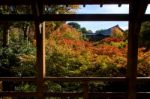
[0,40,36,77]
[0,47,19,77]
[110,40,127,48]
[139,21,150,50]
[45,5,79,14]
[95,29,105,34]
[81,27,87,34]
[138,50,150,76]
[68,22,81,30]
[15,82,36,92]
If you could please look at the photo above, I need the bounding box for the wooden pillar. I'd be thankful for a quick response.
[127,1,148,99]
[83,81,88,99]
[32,0,45,98]
[127,19,138,99]
[35,21,45,99]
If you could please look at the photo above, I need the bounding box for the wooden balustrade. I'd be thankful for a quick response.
[0,77,150,98]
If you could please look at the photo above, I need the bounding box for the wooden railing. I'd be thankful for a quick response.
[0,77,150,99]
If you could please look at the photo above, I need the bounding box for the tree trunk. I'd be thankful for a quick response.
[2,22,9,47]
[23,24,29,40]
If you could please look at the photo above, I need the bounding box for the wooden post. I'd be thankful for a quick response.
[32,0,45,98]
[127,20,138,99]
[83,81,88,99]
[35,21,45,99]
[127,1,148,99]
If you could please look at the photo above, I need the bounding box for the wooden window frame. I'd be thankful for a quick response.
[0,0,150,99]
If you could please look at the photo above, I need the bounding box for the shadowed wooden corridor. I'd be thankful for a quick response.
[0,0,150,99]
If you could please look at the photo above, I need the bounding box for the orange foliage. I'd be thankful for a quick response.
[93,45,124,56]
[47,24,150,77]
[101,37,122,43]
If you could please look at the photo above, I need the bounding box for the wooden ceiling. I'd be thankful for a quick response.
[0,0,149,21]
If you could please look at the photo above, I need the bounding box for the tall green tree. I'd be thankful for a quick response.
[139,21,150,50]
[68,22,81,30]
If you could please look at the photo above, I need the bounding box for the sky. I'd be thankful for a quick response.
[69,4,150,32]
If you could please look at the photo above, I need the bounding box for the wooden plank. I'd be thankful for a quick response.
[0,77,36,81]
[127,1,148,99]
[44,92,150,99]
[0,77,149,81]
[0,92,150,98]
[0,92,37,96]
[45,77,126,82]
[44,92,83,97]
[0,77,150,82]
[89,92,127,99]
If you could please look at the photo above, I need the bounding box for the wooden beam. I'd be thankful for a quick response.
[1,0,150,5]
[45,77,126,82]
[0,14,34,21]
[0,0,32,5]
[0,0,130,5]
[127,1,148,99]
[0,77,150,82]
[43,14,129,21]
[44,92,150,99]
[0,92,37,97]
[0,14,129,21]
[144,14,150,21]
[0,77,36,81]
[43,0,130,5]
[0,14,150,21]
[0,92,150,99]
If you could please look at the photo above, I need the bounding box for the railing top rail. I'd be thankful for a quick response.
[0,92,150,97]
[0,77,150,81]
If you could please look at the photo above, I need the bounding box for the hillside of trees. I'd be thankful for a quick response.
[0,21,150,93]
